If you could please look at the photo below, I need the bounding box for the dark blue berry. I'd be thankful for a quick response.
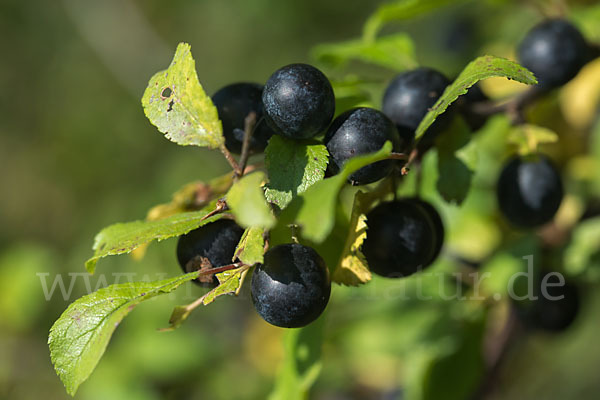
[496,155,563,228]
[517,19,588,89]
[382,67,453,145]
[362,200,441,278]
[177,219,244,287]
[325,107,403,185]
[262,64,335,139]
[251,243,331,328]
[516,274,581,332]
[212,83,275,154]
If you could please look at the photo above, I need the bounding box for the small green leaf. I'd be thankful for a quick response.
[141,42,224,148]
[166,266,250,330]
[331,76,376,112]
[564,217,600,276]
[436,120,477,204]
[202,267,249,305]
[86,201,226,274]
[265,136,329,209]
[415,55,537,140]
[507,124,559,155]
[332,191,374,286]
[146,172,235,221]
[227,172,276,229]
[363,0,467,41]
[269,315,325,400]
[277,142,393,243]
[312,33,417,71]
[49,271,199,396]
[234,227,265,265]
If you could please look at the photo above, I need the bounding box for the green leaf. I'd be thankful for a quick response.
[234,227,265,265]
[265,136,329,209]
[86,201,226,274]
[363,0,467,41]
[415,55,537,140]
[507,124,559,155]
[564,217,600,276]
[312,33,416,71]
[146,172,235,221]
[141,42,224,149]
[269,315,325,400]
[48,271,199,396]
[227,172,276,229]
[166,266,250,330]
[202,267,249,305]
[436,119,477,204]
[276,142,393,243]
[330,76,376,112]
[332,191,376,286]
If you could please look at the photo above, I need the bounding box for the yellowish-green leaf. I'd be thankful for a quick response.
[49,272,199,396]
[86,201,225,274]
[416,55,537,140]
[166,266,250,330]
[227,172,276,229]
[508,124,559,155]
[141,42,224,148]
[234,227,265,265]
[332,191,375,285]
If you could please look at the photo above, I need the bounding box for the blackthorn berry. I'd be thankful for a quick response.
[177,219,244,287]
[497,154,563,228]
[212,83,275,154]
[362,200,441,278]
[251,243,331,328]
[325,107,403,185]
[262,63,335,139]
[382,67,452,145]
[516,274,581,332]
[518,19,588,89]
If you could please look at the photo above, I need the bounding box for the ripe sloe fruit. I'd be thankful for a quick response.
[518,19,588,89]
[362,200,441,278]
[325,107,403,185]
[251,243,331,328]
[177,219,244,287]
[516,274,581,332]
[382,67,452,145]
[212,83,275,154]
[497,155,563,228]
[262,63,335,139]
[407,198,445,262]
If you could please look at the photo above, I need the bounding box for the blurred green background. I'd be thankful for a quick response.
[2,0,600,399]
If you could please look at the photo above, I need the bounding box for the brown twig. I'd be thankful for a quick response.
[471,306,522,400]
[238,112,258,177]
[388,152,408,160]
[200,198,229,221]
[401,148,419,175]
[469,87,542,125]
[219,144,241,176]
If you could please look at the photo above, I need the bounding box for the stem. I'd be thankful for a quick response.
[388,152,408,161]
[471,306,521,400]
[469,87,542,125]
[200,197,229,221]
[238,112,258,177]
[401,148,419,175]
[220,144,241,177]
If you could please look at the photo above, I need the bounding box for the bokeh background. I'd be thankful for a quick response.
[2,0,600,399]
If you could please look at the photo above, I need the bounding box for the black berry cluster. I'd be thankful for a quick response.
[181,17,594,328]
